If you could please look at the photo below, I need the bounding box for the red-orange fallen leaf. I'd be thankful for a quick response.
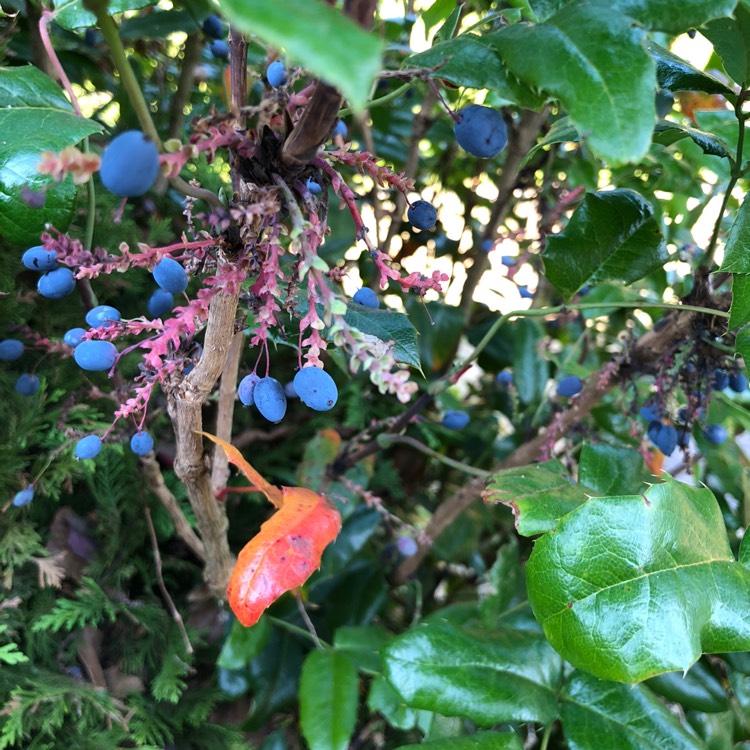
[201,432,342,627]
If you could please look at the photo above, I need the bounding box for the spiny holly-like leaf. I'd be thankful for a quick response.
[543,189,668,299]
[483,459,591,535]
[527,477,750,683]
[653,122,733,159]
[648,40,736,98]
[202,432,342,627]
[0,66,101,246]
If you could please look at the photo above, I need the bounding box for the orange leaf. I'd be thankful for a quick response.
[201,432,342,627]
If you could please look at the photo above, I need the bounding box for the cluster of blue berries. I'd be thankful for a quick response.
[23,245,76,299]
[202,14,229,59]
[238,367,338,423]
[1,338,41,397]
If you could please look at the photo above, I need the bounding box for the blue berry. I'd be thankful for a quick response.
[496,370,512,386]
[640,402,660,422]
[729,372,748,393]
[704,424,728,445]
[306,177,322,194]
[0,339,24,361]
[556,375,583,398]
[74,340,118,371]
[85,305,121,328]
[210,40,229,59]
[501,255,517,266]
[22,245,57,271]
[332,120,347,139]
[713,369,729,391]
[12,485,34,507]
[648,421,678,456]
[442,410,470,430]
[293,367,338,412]
[353,288,379,309]
[407,200,437,231]
[454,105,508,158]
[38,267,76,298]
[238,373,261,406]
[100,130,160,197]
[64,328,87,348]
[147,289,174,318]
[284,381,298,398]
[481,239,493,253]
[75,435,103,459]
[15,374,40,396]
[202,14,223,39]
[266,60,287,87]
[254,377,287,423]
[153,258,188,294]
[183,343,202,375]
[518,286,534,299]
[130,431,154,456]
[396,536,419,557]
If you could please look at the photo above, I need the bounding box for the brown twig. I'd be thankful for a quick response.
[460,107,549,320]
[211,331,244,494]
[139,454,206,561]
[144,506,194,654]
[167,290,237,598]
[167,33,204,140]
[394,308,699,583]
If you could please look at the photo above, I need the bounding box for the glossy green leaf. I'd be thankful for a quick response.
[578,443,651,497]
[479,542,519,625]
[611,0,738,33]
[483,459,589,536]
[217,616,271,670]
[0,67,102,247]
[528,478,750,683]
[544,189,668,299]
[653,122,733,159]
[719,193,750,273]
[368,674,420,731]
[520,116,579,169]
[405,299,464,375]
[647,660,729,714]
[333,624,391,674]
[344,303,422,371]
[489,5,654,165]
[703,5,750,86]
[729,274,750,329]
[220,0,381,112]
[561,671,707,750]
[511,319,549,404]
[421,0,456,37]
[299,650,359,750]
[736,325,750,366]
[648,41,736,97]
[53,0,156,30]
[395,733,524,750]
[406,36,544,109]
[382,621,563,725]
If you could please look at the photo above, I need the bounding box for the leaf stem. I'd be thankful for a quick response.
[338,82,410,118]
[268,616,331,648]
[379,434,491,478]
[539,722,553,750]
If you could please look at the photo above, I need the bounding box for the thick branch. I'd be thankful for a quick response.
[394,309,698,583]
[167,290,238,598]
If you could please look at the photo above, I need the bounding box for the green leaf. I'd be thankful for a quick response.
[646,660,729,714]
[648,41,736,97]
[217,616,271,670]
[561,671,707,750]
[421,0,456,37]
[736,325,750,365]
[511,319,549,404]
[719,193,750,273]
[520,116,579,169]
[53,0,156,30]
[367,674,420,731]
[395,733,524,750]
[653,122,733,159]
[527,478,750,683]
[220,0,382,112]
[406,36,544,109]
[479,542,520,625]
[703,4,750,86]
[610,0,738,33]
[578,443,651,496]
[483,459,590,536]
[729,274,750,329]
[333,624,392,674]
[0,67,101,247]
[382,621,563,725]
[299,650,359,750]
[543,189,668,299]
[0,642,29,665]
[344,303,422,371]
[488,5,655,165]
